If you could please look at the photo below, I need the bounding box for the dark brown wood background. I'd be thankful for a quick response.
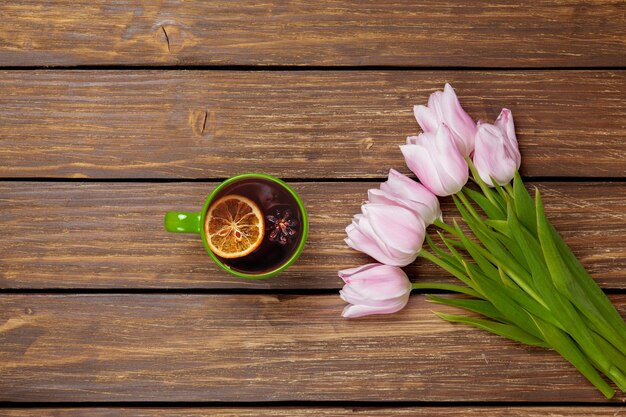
[1,1,625,416]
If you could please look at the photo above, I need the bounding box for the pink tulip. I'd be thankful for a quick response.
[473,108,521,186]
[400,124,469,197]
[413,83,477,156]
[339,263,412,318]
[368,169,441,226]
[345,203,425,267]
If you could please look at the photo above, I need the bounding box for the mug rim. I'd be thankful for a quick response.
[200,173,309,279]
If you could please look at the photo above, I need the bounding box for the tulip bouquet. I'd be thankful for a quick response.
[340,84,626,398]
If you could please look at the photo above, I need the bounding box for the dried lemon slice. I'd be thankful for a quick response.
[205,195,264,258]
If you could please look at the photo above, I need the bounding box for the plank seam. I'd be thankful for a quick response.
[0,401,624,408]
[1,289,624,295]
[0,66,625,71]
[1,177,625,183]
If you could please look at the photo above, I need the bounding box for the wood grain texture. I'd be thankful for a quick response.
[0,182,624,289]
[1,1,625,67]
[2,408,624,417]
[1,294,625,402]
[1,70,625,179]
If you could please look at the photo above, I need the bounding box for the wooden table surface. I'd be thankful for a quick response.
[1,1,625,415]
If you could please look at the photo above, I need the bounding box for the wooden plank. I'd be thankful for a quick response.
[1,294,625,402]
[0,70,624,179]
[1,182,624,289]
[1,408,623,417]
[1,1,625,67]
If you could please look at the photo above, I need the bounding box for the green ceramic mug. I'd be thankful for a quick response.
[164,173,308,279]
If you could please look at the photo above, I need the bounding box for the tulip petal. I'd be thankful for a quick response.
[338,263,382,283]
[356,213,398,259]
[440,83,477,156]
[340,266,412,301]
[368,188,426,220]
[414,105,438,133]
[385,168,434,201]
[433,124,469,194]
[340,287,408,307]
[400,142,445,196]
[495,108,522,168]
[362,203,424,257]
[344,226,403,267]
[401,126,468,197]
[367,188,429,224]
[342,293,411,318]
[380,169,442,224]
[342,303,382,318]
[339,263,412,318]
[473,120,520,186]
[406,135,419,145]
[428,90,445,121]
[354,264,410,284]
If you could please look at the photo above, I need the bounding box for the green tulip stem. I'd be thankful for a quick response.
[417,168,626,398]
[465,157,501,208]
[432,219,459,237]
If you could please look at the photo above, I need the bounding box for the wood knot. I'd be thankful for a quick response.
[154,22,183,53]
[359,137,374,152]
[189,109,218,138]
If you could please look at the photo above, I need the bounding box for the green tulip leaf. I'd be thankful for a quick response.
[434,312,549,348]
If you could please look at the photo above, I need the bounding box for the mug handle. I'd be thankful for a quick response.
[164,212,202,233]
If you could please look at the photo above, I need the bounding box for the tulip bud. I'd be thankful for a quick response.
[345,203,425,267]
[368,169,441,226]
[413,83,477,156]
[400,124,469,197]
[339,263,412,318]
[473,108,521,186]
